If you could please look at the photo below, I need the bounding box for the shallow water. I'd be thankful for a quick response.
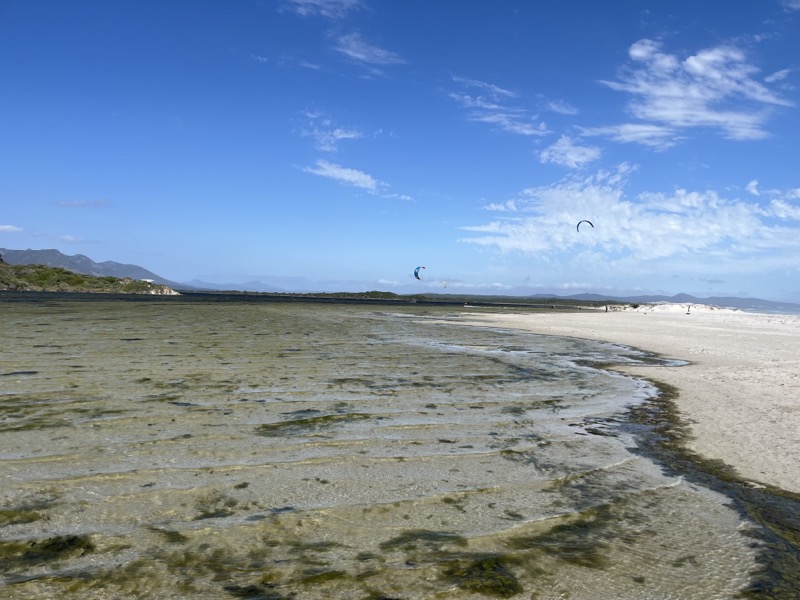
[0,296,767,598]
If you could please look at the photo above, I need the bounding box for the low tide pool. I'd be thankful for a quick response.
[0,295,787,598]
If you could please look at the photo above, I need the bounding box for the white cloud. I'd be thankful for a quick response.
[0,225,23,232]
[383,192,413,202]
[302,159,384,191]
[483,200,518,212]
[746,179,760,196]
[313,127,362,151]
[765,68,791,83]
[449,75,548,137]
[781,0,800,11]
[460,164,800,272]
[282,0,363,19]
[768,199,800,220]
[469,112,547,136]
[451,76,517,98]
[277,55,321,70]
[539,135,601,168]
[447,92,505,112]
[547,99,578,115]
[580,123,679,149]
[334,33,404,66]
[598,39,793,143]
[300,112,363,152]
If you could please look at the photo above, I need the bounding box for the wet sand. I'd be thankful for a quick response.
[454,303,800,495]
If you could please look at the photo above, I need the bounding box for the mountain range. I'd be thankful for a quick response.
[0,248,186,289]
[2,247,798,313]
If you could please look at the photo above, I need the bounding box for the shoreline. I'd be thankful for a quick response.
[453,303,800,495]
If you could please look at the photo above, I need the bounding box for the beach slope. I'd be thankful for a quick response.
[456,303,800,494]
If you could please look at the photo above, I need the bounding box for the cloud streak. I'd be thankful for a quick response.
[334,32,404,66]
[282,0,363,19]
[302,159,385,191]
[449,75,548,137]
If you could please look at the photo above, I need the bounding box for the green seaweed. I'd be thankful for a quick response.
[624,377,800,596]
[0,493,57,527]
[443,555,523,597]
[0,507,45,526]
[149,526,189,544]
[194,490,239,520]
[379,529,468,552]
[296,569,348,585]
[0,535,95,571]
[255,412,372,437]
[223,582,286,599]
[505,507,610,569]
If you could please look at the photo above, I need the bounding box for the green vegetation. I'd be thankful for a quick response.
[254,412,373,437]
[0,262,176,294]
[505,507,611,569]
[0,535,95,571]
[443,555,523,597]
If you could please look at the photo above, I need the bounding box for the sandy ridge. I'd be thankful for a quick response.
[454,303,800,494]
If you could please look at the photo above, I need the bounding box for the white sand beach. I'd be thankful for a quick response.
[456,303,800,494]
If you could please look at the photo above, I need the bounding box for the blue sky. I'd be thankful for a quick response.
[2,0,799,301]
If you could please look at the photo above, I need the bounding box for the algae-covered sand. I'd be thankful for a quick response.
[1,296,789,598]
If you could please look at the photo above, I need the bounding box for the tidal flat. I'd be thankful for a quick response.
[0,294,779,598]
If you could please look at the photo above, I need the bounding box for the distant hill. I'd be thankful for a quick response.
[0,261,179,294]
[0,248,189,289]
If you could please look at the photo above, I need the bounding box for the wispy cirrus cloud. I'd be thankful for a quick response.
[765,68,791,83]
[546,99,579,115]
[300,111,363,152]
[451,76,517,99]
[0,224,23,232]
[334,32,404,66]
[281,0,363,19]
[302,159,385,192]
[539,135,601,168]
[596,38,793,145]
[449,75,548,136]
[579,122,680,150]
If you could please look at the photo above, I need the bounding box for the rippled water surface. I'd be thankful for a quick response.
[0,297,764,598]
